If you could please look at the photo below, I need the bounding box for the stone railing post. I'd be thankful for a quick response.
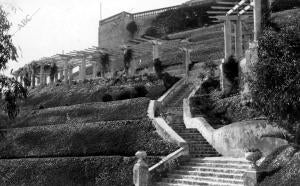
[243,150,263,186]
[133,151,149,186]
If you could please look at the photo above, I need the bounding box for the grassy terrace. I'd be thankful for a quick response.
[6,98,150,128]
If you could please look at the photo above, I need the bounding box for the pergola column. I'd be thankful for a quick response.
[254,0,262,42]
[224,17,232,59]
[64,60,69,83]
[152,40,161,60]
[68,66,73,84]
[31,69,36,88]
[92,62,98,78]
[59,69,64,81]
[235,16,243,59]
[40,64,45,86]
[80,57,87,81]
[182,48,192,77]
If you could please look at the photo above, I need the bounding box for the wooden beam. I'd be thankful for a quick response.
[211,6,232,10]
[216,1,238,5]
[207,11,229,15]
[210,15,250,21]
[227,0,249,15]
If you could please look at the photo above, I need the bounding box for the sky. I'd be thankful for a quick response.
[1,0,187,75]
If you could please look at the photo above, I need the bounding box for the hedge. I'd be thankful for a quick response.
[0,119,178,158]
[9,98,150,128]
[0,156,161,186]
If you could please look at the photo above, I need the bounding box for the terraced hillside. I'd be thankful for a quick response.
[0,80,178,185]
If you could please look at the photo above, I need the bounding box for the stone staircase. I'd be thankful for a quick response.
[156,82,250,186]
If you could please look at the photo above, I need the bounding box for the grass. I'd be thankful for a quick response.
[0,119,178,158]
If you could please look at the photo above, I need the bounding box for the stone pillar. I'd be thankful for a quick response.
[31,70,36,88]
[80,57,87,81]
[64,61,69,83]
[68,66,73,84]
[254,0,262,42]
[235,16,243,60]
[152,40,160,60]
[59,69,64,81]
[224,18,232,59]
[133,151,149,186]
[39,64,45,86]
[54,72,58,83]
[92,62,98,78]
[183,48,192,77]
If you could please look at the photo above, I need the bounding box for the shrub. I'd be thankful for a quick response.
[199,77,220,95]
[223,55,239,86]
[154,58,163,78]
[102,94,113,102]
[134,85,148,98]
[250,18,300,143]
[161,73,180,90]
[116,90,132,100]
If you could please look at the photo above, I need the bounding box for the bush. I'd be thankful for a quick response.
[199,77,220,95]
[250,18,300,142]
[116,90,132,100]
[154,58,163,77]
[161,73,180,90]
[223,55,239,87]
[134,85,148,98]
[102,94,113,102]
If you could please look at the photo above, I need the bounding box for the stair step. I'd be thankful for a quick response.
[159,178,244,186]
[169,170,243,179]
[166,174,244,184]
[185,162,250,169]
[189,154,220,158]
[189,157,250,165]
[176,166,247,174]
[156,183,242,186]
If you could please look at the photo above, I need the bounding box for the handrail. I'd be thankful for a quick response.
[149,147,187,172]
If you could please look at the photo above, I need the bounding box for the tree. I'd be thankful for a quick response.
[126,21,138,38]
[249,17,300,144]
[123,48,133,75]
[0,6,27,119]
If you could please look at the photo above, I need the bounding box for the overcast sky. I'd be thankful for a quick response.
[1,0,187,75]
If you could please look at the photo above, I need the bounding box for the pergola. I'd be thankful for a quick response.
[208,0,262,59]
